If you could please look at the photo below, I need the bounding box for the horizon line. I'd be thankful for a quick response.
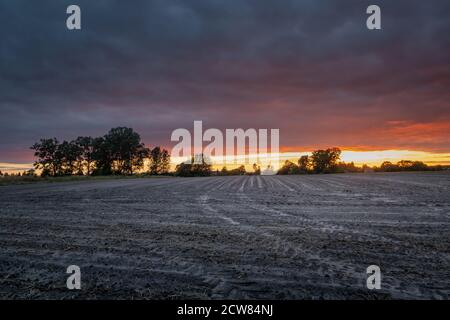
[2,149,450,174]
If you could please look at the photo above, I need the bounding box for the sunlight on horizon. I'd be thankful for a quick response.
[2,150,450,174]
[171,149,450,171]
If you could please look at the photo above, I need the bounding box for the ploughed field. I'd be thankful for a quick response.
[0,172,449,299]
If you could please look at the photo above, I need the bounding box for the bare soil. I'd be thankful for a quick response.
[0,172,449,299]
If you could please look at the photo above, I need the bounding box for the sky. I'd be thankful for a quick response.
[0,0,449,168]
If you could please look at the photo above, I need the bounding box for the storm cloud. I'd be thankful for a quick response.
[0,0,449,162]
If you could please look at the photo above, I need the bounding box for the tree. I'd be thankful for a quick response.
[228,165,246,175]
[252,163,261,175]
[175,154,212,177]
[298,155,310,173]
[336,161,361,173]
[149,146,171,175]
[75,136,95,175]
[57,140,83,175]
[378,160,429,172]
[160,149,171,174]
[175,163,193,177]
[191,154,212,176]
[380,161,399,172]
[310,147,341,173]
[132,144,150,175]
[31,139,84,176]
[397,160,414,171]
[103,127,149,175]
[277,160,299,175]
[31,138,61,176]
[220,166,228,176]
[410,161,428,171]
[91,137,113,175]
[23,169,36,177]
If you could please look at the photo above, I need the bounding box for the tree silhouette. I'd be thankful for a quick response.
[57,140,83,175]
[377,160,429,172]
[175,154,212,177]
[220,166,229,176]
[31,138,61,176]
[336,161,361,173]
[31,127,158,177]
[410,161,428,171]
[91,137,113,175]
[311,148,341,173]
[103,127,149,175]
[174,162,193,177]
[298,155,310,173]
[277,160,299,175]
[191,154,212,176]
[160,149,171,174]
[75,136,95,175]
[149,146,171,175]
[380,161,399,172]
[252,163,261,175]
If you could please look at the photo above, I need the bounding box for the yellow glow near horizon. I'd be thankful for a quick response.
[0,162,35,174]
[339,150,450,166]
[2,150,450,174]
[171,150,450,170]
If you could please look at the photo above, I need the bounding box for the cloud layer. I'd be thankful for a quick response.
[1,0,449,162]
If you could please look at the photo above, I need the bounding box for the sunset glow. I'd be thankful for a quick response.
[3,149,450,175]
[170,149,450,172]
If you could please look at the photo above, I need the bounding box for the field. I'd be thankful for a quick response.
[0,172,449,299]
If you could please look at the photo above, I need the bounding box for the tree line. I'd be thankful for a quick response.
[30,127,170,177]
[373,160,443,172]
[13,137,446,178]
[277,147,445,174]
[173,155,261,177]
[278,147,343,174]
[220,164,261,176]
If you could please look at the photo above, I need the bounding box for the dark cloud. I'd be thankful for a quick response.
[0,0,449,162]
